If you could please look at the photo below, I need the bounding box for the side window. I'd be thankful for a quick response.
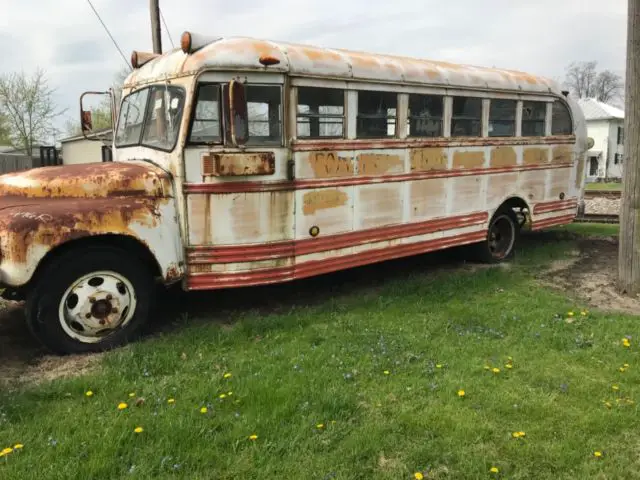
[245,85,282,145]
[141,86,186,151]
[488,99,516,137]
[522,101,546,136]
[114,88,150,147]
[189,84,221,143]
[297,87,344,138]
[357,90,397,138]
[551,100,573,135]
[451,97,482,136]
[408,94,443,137]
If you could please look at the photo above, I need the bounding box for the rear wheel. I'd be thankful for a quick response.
[26,246,155,354]
[474,208,519,263]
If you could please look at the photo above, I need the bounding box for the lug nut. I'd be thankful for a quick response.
[106,294,112,301]
[112,308,119,314]
[85,313,91,319]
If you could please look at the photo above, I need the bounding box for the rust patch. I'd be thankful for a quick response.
[358,154,403,176]
[308,152,354,178]
[523,147,549,165]
[552,145,573,164]
[0,162,169,199]
[303,190,348,215]
[202,152,275,177]
[452,151,485,169]
[490,147,517,167]
[165,262,182,282]
[410,148,447,172]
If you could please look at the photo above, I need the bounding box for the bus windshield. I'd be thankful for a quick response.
[115,84,185,151]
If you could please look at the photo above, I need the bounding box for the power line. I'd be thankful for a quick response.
[86,0,132,71]
[159,8,175,49]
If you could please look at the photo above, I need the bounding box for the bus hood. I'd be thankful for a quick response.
[0,161,172,200]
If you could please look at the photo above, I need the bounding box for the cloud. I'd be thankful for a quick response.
[0,0,628,141]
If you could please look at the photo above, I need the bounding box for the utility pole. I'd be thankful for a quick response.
[618,0,640,294]
[150,0,162,54]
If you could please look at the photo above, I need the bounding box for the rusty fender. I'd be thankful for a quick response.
[0,161,184,287]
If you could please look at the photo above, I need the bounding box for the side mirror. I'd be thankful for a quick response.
[224,80,249,146]
[79,90,115,141]
[587,137,595,150]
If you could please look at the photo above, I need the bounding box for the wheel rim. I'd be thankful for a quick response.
[57,270,137,344]
[488,215,515,259]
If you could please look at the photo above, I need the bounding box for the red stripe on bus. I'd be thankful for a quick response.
[187,230,486,290]
[533,199,578,214]
[188,212,488,264]
[531,214,576,231]
[184,162,573,194]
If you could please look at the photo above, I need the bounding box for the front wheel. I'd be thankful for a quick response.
[25,246,155,354]
[473,208,519,263]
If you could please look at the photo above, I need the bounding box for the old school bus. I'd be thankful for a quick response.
[0,32,589,353]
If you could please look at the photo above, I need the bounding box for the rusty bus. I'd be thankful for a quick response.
[0,32,591,354]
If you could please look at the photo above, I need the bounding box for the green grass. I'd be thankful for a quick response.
[1,228,638,479]
[585,182,622,191]
[553,222,619,237]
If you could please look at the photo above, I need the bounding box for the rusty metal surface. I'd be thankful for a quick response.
[126,36,563,96]
[202,152,276,176]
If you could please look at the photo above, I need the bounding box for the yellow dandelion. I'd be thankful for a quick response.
[620,367,626,373]
[505,364,513,369]
[414,473,424,480]
[512,431,526,438]
[223,373,232,379]
[568,311,574,317]
[248,434,258,441]
[85,390,94,397]
[581,310,588,316]
[383,370,390,375]
[435,364,443,369]
[594,451,602,458]
[604,401,612,408]
[200,407,208,414]
[612,385,620,391]
[624,363,630,368]
[219,394,227,399]
[118,402,128,410]
[13,444,23,450]
[167,398,175,404]
[622,338,631,348]
[129,392,136,398]
[1,447,13,455]
[492,367,500,374]
[490,466,499,473]
[484,365,491,370]
[316,423,325,429]
[457,389,465,398]
[134,427,143,433]
[228,392,233,396]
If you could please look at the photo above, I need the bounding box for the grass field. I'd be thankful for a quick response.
[1,226,637,480]
[585,182,622,191]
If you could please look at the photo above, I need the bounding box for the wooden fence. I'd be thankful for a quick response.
[0,154,38,174]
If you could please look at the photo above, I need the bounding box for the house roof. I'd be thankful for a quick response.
[126,35,562,96]
[577,98,624,121]
[60,128,112,144]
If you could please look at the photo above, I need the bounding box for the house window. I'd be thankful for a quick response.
[522,101,546,136]
[407,94,443,137]
[615,153,623,165]
[488,99,516,137]
[356,90,397,138]
[617,126,624,145]
[589,156,598,176]
[451,97,482,136]
[551,100,573,135]
[297,87,344,138]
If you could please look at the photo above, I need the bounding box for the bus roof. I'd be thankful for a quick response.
[125,35,562,96]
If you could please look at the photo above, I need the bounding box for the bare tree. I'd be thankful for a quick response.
[0,68,66,156]
[564,60,624,104]
[0,113,10,145]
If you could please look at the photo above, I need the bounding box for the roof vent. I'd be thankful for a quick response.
[131,51,160,69]
[181,31,221,54]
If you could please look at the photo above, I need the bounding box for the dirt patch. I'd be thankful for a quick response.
[540,235,640,316]
[0,301,102,388]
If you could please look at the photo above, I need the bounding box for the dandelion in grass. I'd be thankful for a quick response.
[620,367,627,373]
[316,423,325,429]
[118,402,128,410]
[505,364,513,369]
[248,434,258,441]
[435,364,443,369]
[219,394,227,399]
[484,365,491,370]
[414,473,424,480]
[603,401,612,409]
[85,390,94,397]
[593,451,603,458]
[200,407,208,414]
[228,392,233,396]
[167,398,175,404]
[622,338,631,348]
[567,311,574,317]
[457,390,465,398]
[492,368,500,374]
[1,447,13,456]
[129,393,136,398]
[134,427,144,433]
[383,370,390,375]
[489,466,499,474]
[624,363,630,368]
[581,310,588,316]
[512,431,526,438]
[223,373,232,379]
[612,385,620,391]
[13,444,23,450]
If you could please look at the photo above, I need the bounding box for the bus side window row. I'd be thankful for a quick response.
[295,87,573,140]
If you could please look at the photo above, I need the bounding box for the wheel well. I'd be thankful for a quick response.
[495,197,530,227]
[27,234,162,293]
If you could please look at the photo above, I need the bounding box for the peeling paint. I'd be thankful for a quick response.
[490,147,517,168]
[303,190,349,215]
[410,148,447,172]
[551,145,573,164]
[452,151,485,169]
[358,153,403,176]
[308,152,354,178]
[523,147,549,165]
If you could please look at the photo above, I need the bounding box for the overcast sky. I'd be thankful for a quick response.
[0,0,629,141]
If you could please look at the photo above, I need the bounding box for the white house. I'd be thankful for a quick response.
[577,98,624,182]
[59,128,113,165]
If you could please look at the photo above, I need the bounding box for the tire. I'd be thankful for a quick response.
[473,207,520,264]
[25,246,155,355]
